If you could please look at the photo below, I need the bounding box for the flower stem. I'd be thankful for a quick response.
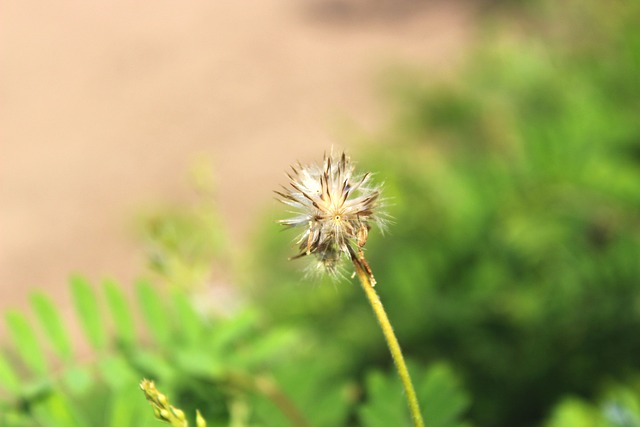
[350,250,425,427]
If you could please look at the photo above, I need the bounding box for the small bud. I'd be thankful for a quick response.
[173,408,185,421]
[158,393,168,406]
[159,409,170,420]
[196,410,207,427]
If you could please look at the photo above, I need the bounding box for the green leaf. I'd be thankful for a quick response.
[0,352,20,394]
[359,370,406,427]
[30,390,88,427]
[70,275,107,350]
[171,289,205,346]
[545,398,598,427]
[173,348,223,379]
[208,310,258,355]
[545,386,640,427]
[131,349,175,382]
[253,359,352,427]
[19,378,52,407]
[30,293,73,362]
[0,409,32,427]
[97,355,138,391]
[61,365,94,396]
[135,279,172,347]
[4,311,47,376]
[417,363,471,427]
[232,327,297,370]
[359,363,471,427]
[103,279,135,345]
[107,386,154,427]
[601,388,640,427]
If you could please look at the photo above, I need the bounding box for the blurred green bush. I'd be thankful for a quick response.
[0,276,469,427]
[2,1,640,426]
[545,382,640,427]
[250,1,640,426]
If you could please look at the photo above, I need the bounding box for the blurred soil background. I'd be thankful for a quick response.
[1,1,474,313]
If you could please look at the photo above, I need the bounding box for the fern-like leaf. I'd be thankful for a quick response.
[417,363,472,427]
[358,362,471,427]
[98,355,138,391]
[30,293,73,362]
[60,366,93,396]
[359,370,406,427]
[171,289,205,346]
[107,385,157,427]
[70,276,107,350]
[103,279,136,346]
[0,352,20,394]
[4,311,47,376]
[252,357,353,427]
[135,279,172,347]
[29,390,89,427]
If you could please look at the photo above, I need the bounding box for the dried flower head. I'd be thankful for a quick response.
[276,151,385,277]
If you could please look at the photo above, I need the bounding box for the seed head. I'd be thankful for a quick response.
[276,151,385,276]
[140,379,188,427]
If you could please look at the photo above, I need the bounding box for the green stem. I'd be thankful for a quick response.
[351,252,425,427]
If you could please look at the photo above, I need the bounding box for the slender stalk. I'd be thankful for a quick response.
[351,250,425,427]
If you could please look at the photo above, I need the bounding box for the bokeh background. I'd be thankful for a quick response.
[0,0,470,305]
[2,1,640,427]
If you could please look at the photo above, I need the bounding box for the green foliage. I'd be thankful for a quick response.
[6,274,454,427]
[103,279,135,346]
[136,184,226,292]
[545,384,640,427]
[70,276,107,351]
[0,352,21,395]
[251,1,640,426]
[30,294,73,362]
[0,271,472,426]
[250,359,354,427]
[359,363,470,427]
[4,311,48,377]
[1,279,159,427]
[136,279,173,348]
[0,276,305,427]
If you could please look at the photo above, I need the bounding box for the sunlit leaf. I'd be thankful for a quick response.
[0,352,20,394]
[70,276,107,350]
[103,279,135,345]
[135,279,172,347]
[4,311,47,376]
[30,293,73,362]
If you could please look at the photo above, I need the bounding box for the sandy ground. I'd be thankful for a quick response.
[1,1,473,326]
